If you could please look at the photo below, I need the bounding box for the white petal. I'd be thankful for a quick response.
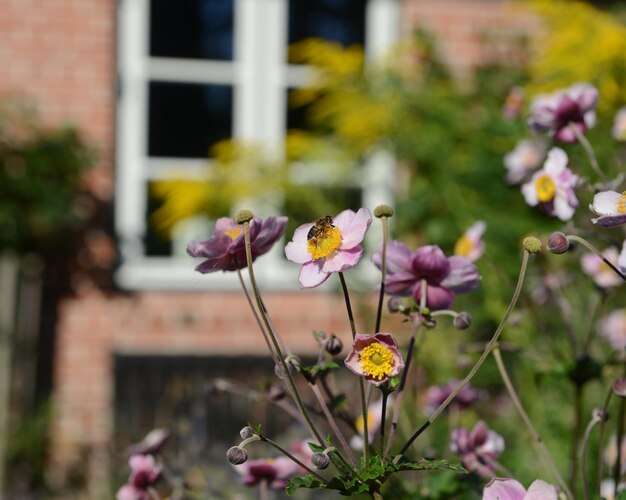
[591,191,622,216]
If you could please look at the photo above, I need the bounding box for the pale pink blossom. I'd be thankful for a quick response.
[598,309,626,352]
[581,247,623,288]
[482,477,558,500]
[612,106,626,141]
[504,139,546,185]
[454,221,486,261]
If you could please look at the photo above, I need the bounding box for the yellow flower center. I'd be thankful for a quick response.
[454,235,473,258]
[535,174,556,203]
[359,342,395,381]
[355,411,376,435]
[307,226,342,260]
[618,191,626,214]
[224,228,242,240]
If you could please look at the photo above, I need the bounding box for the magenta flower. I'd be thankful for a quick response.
[521,147,578,221]
[581,247,623,288]
[504,139,546,185]
[284,208,372,288]
[450,421,504,477]
[528,83,598,143]
[424,380,486,414]
[454,221,486,262]
[128,454,162,490]
[590,190,626,228]
[482,478,558,500]
[187,216,287,273]
[344,333,404,386]
[234,457,298,490]
[372,241,480,310]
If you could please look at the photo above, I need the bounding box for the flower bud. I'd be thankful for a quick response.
[592,408,609,422]
[235,209,254,224]
[240,427,255,440]
[373,205,394,218]
[227,446,248,465]
[453,312,472,330]
[387,297,405,313]
[325,335,343,356]
[523,236,542,254]
[547,232,570,254]
[311,452,330,470]
[612,378,626,398]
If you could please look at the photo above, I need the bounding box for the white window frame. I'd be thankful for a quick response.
[115,0,399,291]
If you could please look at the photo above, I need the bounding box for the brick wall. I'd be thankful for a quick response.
[0,0,536,495]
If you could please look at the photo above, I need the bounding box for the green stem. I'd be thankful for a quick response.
[258,433,328,483]
[597,388,613,500]
[569,123,608,183]
[569,384,583,495]
[375,215,389,333]
[398,249,530,456]
[581,414,602,500]
[614,366,626,499]
[492,346,572,499]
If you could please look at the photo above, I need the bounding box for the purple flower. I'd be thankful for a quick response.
[234,457,298,490]
[127,428,170,456]
[503,139,546,185]
[424,380,486,414]
[372,241,480,310]
[521,147,578,221]
[454,221,486,262]
[344,333,404,386]
[187,216,287,273]
[285,208,372,288]
[598,309,626,352]
[528,83,598,143]
[482,478,558,500]
[128,454,161,489]
[581,247,623,288]
[450,421,504,478]
[590,190,626,228]
[116,485,151,500]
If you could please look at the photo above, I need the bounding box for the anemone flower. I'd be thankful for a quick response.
[598,309,626,352]
[372,241,480,311]
[424,380,486,414]
[454,221,486,262]
[285,208,372,288]
[613,107,626,141]
[116,484,151,500]
[128,454,162,490]
[482,477,558,500]
[521,147,578,221]
[344,333,404,386]
[450,421,504,478]
[503,139,546,185]
[187,216,287,273]
[590,190,626,228]
[581,247,623,288]
[234,457,298,490]
[527,83,598,143]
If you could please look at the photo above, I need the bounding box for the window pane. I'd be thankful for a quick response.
[148,82,232,158]
[149,0,234,60]
[288,0,366,51]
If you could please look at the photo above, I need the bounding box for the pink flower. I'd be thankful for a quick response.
[424,380,486,414]
[116,485,151,500]
[128,454,161,489]
[613,106,626,141]
[344,333,404,386]
[528,83,598,143]
[581,247,623,288]
[598,309,626,352]
[504,139,546,185]
[187,216,287,273]
[454,221,486,261]
[285,208,372,288]
[234,457,298,490]
[372,241,480,310]
[521,147,578,221]
[590,190,626,228]
[482,478,558,500]
[450,421,504,478]
[127,428,170,456]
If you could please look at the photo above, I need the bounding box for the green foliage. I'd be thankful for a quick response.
[0,100,94,252]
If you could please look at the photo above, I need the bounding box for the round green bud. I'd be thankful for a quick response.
[523,237,542,254]
[373,205,394,218]
[235,209,254,224]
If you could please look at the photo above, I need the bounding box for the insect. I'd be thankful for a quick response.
[307,215,335,243]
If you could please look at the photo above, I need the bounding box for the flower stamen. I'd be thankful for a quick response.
[535,174,556,202]
[358,343,394,381]
[307,226,342,260]
[617,191,626,214]
[224,227,242,240]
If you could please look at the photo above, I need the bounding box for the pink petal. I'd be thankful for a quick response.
[524,480,558,500]
[298,261,330,288]
[336,208,372,249]
[482,478,526,500]
[344,350,365,377]
[285,224,314,264]
[322,246,363,272]
[543,148,568,175]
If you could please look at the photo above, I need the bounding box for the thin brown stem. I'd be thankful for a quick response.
[258,433,328,482]
[569,384,583,495]
[567,235,626,281]
[597,388,613,500]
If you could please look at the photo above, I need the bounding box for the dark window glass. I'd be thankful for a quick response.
[144,181,172,257]
[286,88,315,132]
[148,82,232,158]
[288,0,366,52]
[149,0,234,60]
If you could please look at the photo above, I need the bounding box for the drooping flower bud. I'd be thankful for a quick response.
[227,446,248,465]
[547,232,570,254]
[387,297,405,313]
[453,312,472,330]
[240,427,255,440]
[311,452,330,470]
[612,378,626,398]
[592,408,609,422]
[325,335,343,355]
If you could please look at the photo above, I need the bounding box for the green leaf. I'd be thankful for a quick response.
[306,441,325,453]
[386,457,468,474]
